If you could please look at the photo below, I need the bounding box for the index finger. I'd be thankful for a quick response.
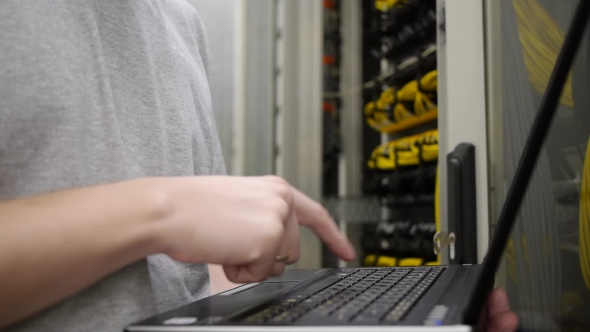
[292,189,356,261]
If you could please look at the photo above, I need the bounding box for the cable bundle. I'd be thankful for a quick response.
[375,0,406,12]
[367,140,396,171]
[362,220,438,267]
[513,0,573,107]
[364,70,438,133]
[394,135,422,167]
[367,130,439,171]
[419,129,439,162]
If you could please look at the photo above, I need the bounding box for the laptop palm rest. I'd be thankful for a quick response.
[126,269,334,329]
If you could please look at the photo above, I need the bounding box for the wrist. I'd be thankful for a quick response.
[124,178,178,256]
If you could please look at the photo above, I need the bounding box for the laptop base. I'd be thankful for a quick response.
[126,266,479,331]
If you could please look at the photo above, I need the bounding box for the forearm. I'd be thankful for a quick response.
[0,179,170,329]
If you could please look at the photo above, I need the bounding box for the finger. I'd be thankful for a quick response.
[487,311,518,332]
[285,204,301,264]
[270,261,287,276]
[223,264,269,284]
[292,189,356,261]
[271,203,299,276]
[223,249,278,283]
[487,289,512,318]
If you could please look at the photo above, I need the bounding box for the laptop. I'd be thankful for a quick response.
[125,1,590,330]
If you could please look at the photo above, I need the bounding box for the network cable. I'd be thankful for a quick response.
[513,0,574,108]
[375,0,406,12]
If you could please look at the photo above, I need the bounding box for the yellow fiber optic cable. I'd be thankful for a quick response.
[513,0,574,108]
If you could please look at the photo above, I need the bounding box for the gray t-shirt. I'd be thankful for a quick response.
[0,1,225,331]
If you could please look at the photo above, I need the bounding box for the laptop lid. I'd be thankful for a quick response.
[463,0,590,326]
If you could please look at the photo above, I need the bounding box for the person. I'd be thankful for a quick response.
[0,1,517,331]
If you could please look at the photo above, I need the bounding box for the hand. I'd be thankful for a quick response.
[159,176,355,284]
[485,289,518,332]
[291,188,356,262]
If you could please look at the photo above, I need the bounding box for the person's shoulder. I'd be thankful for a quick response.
[172,1,208,44]
[165,0,211,77]
[173,0,206,27]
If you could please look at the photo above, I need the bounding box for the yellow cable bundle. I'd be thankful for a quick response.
[368,142,396,171]
[367,142,382,169]
[420,70,438,91]
[395,135,421,167]
[378,87,395,109]
[579,136,590,290]
[364,101,387,130]
[365,89,397,131]
[364,71,438,132]
[395,81,421,121]
[419,130,439,162]
[415,70,438,116]
[396,81,419,104]
[393,102,415,122]
[375,0,406,12]
[399,258,423,267]
[513,0,574,108]
[414,91,437,116]
[396,70,439,118]
[377,86,414,123]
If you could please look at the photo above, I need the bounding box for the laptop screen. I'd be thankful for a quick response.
[497,0,590,330]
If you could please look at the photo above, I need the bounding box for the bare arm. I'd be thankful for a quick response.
[0,179,169,329]
[0,176,355,329]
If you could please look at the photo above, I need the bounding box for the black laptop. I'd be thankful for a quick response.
[125,1,590,330]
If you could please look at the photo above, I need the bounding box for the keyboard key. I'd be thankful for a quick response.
[335,272,355,277]
[371,285,390,290]
[270,314,295,324]
[357,269,376,273]
[358,308,388,320]
[335,312,355,322]
[353,316,381,324]
[344,303,367,312]
[301,298,322,307]
[336,305,359,314]
[294,278,341,296]
[339,268,359,273]
[320,300,342,313]
[350,284,369,290]
[368,275,382,280]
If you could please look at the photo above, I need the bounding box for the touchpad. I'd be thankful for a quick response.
[236,282,299,296]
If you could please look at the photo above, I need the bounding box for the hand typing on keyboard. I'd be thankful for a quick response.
[165,177,356,284]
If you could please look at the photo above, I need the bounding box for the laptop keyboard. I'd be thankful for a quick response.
[241,267,445,325]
